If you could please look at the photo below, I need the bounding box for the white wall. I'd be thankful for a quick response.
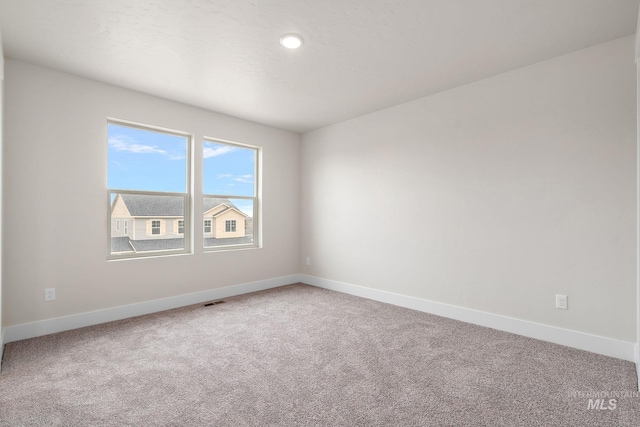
[635,16,640,384]
[0,30,4,365]
[2,59,300,327]
[301,35,637,342]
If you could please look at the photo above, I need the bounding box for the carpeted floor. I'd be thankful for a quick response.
[0,283,638,426]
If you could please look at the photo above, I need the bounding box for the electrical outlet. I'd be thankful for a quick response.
[306,257,311,266]
[556,294,567,310]
[44,288,56,302]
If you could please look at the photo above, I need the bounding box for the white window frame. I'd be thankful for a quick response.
[177,219,185,235]
[225,219,236,233]
[124,220,128,235]
[151,220,161,235]
[204,219,212,233]
[203,138,260,252]
[107,119,192,260]
[116,219,120,231]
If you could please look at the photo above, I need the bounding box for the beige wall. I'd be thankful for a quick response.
[2,59,300,327]
[2,35,637,350]
[636,24,640,377]
[0,30,4,354]
[301,36,637,342]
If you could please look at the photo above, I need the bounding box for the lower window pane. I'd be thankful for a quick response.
[111,192,185,255]
[203,197,254,248]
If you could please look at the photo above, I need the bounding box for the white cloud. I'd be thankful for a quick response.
[233,174,254,184]
[203,145,235,159]
[108,136,168,155]
[108,135,188,161]
[217,173,254,184]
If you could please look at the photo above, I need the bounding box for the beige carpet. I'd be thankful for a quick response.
[0,283,638,426]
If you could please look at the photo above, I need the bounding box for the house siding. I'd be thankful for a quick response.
[173,219,184,236]
[203,219,214,238]
[134,217,182,240]
[111,195,133,238]
[112,195,131,217]
[111,218,126,237]
[213,210,246,238]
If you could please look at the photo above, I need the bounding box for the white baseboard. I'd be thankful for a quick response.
[3,274,636,364]
[635,344,639,389]
[301,274,636,362]
[3,275,301,344]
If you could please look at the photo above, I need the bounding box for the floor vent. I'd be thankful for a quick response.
[204,301,225,307]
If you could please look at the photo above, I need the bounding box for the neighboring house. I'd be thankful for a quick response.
[203,198,248,239]
[111,193,248,253]
[112,193,184,241]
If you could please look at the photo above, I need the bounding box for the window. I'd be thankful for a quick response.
[225,220,237,233]
[108,120,190,258]
[203,139,259,250]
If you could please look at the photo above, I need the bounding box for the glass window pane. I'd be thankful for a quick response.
[203,197,253,248]
[110,193,185,254]
[108,123,187,193]
[203,141,255,197]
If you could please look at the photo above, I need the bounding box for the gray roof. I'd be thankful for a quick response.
[130,238,185,252]
[115,194,237,217]
[119,194,185,216]
[203,197,238,213]
[204,236,253,247]
[111,236,185,253]
[111,236,134,253]
[116,194,236,217]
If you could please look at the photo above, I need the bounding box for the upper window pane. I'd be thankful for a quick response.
[108,123,188,192]
[203,141,255,196]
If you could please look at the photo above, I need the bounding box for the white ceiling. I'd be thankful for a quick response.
[0,0,638,133]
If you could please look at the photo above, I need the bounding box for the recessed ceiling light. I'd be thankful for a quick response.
[280,34,303,49]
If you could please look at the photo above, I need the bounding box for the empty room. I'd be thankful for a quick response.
[0,0,640,425]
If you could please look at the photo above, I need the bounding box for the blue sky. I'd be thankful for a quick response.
[108,123,256,215]
[202,141,255,197]
[203,140,255,216]
[108,123,187,192]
